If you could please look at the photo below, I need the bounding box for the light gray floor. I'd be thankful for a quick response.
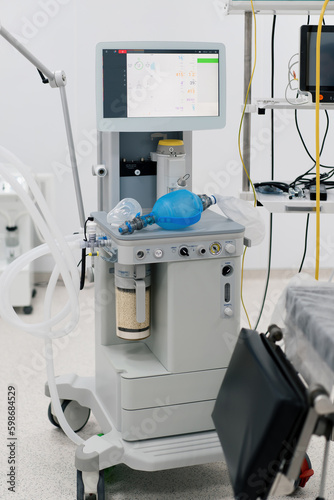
[0,271,333,499]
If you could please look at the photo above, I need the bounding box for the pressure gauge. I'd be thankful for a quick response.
[209,242,222,255]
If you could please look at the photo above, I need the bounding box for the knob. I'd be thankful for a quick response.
[224,307,233,317]
[225,243,236,254]
[154,249,163,259]
[179,246,189,257]
[222,264,233,276]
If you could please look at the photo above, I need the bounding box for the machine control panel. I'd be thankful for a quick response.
[92,210,244,265]
[132,238,241,264]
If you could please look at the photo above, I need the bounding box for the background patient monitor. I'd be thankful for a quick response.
[300,25,334,103]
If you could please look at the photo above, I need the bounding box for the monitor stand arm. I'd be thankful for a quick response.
[0,21,86,228]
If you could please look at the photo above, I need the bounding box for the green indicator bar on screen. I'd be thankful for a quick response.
[197,58,218,63]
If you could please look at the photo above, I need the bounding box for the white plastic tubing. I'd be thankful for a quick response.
[0,145,84,446]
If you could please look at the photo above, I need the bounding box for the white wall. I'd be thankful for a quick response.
[0,0,333,271]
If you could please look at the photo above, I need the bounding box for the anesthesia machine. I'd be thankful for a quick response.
[47,42,245,497]
[0,29,245,499]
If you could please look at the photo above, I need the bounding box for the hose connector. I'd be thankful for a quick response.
[86,220,97,246]
[198,194,217,211]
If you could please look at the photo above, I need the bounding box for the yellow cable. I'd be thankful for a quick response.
[315,1,330,280]
[238,0,258,209]
[239,0,257,330]
[241,246,252,328]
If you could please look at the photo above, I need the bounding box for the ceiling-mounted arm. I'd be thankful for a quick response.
[0,20,86,228]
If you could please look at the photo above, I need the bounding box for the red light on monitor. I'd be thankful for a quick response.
[118,50,127,54]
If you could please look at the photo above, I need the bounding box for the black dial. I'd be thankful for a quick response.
[222,265,233,276]
[179,246,189,257]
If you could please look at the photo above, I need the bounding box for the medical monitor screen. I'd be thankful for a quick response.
[96,42,226,131]
[300,25,334,102]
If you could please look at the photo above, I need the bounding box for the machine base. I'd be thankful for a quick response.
[45,373,224,473]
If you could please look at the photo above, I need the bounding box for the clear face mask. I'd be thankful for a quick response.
[107,198,142,226]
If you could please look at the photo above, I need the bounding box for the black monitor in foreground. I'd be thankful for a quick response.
[300,25,334,103]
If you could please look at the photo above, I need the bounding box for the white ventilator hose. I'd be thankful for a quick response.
[0,168,79,334]
[0,158,79,280]
[0,168,80,334]
[0,236,80,337]
[44,263,84,445]
[0,146,84,445]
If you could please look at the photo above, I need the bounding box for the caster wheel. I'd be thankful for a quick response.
[77,469,105,500]
[48,400,91,432]
[294,453,314,489]
[48,403,60,427]
[23,305,33,314]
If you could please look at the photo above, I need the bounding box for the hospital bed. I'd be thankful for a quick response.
[212,283,334,500]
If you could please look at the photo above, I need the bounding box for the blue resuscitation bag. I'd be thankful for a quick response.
[152,189,203,230]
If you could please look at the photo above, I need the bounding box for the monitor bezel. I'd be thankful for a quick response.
[300,25,334,103]
[96,41,226,132]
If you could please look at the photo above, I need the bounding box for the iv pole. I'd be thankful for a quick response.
[0,21,86,228]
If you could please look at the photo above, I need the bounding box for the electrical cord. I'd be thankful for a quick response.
[254,181,289,193]
[291,108,331,196]
[80,249,86,290]
[80,216,94,290]
[285,80,304,106]
[298,214,310,273]
[287,53,299,83]
[239,0,257,329]
[292,171,334,190]
[314,1,330,280]
[294,109,331,170]
[240,247,252,327]
[254,14,276,331]
[257,106,330,194]
[255,106,331,198]
[283,10,328,280]
[292,5,331,280]
[238,3,257,205]
[285,53,308,105]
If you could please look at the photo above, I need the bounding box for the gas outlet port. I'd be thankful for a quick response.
[197,246,206,256]
[136,249,146,260]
